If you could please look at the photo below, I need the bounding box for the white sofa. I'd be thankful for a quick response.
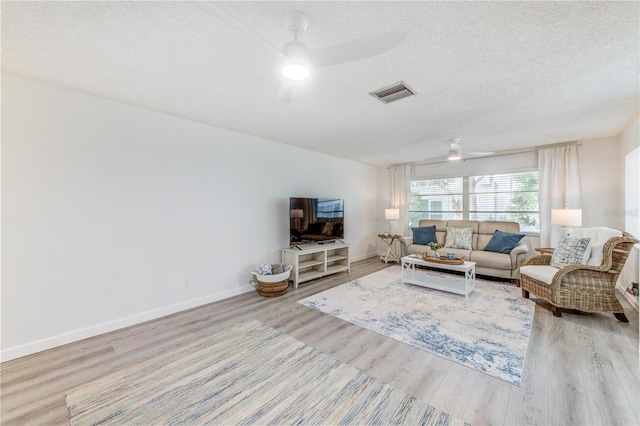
[403,219,531,281]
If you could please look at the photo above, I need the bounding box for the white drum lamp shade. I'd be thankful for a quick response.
[385,208,399,235]
[551,208,582,236]
[551,208,582,227]
[385,209,400,221]
[291,208,304,232]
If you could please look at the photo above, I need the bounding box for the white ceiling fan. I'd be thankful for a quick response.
[190,1,410,102]
[447,138,495,161]
[419,138,495,164]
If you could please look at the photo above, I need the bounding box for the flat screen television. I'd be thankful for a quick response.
[290,197,344,244]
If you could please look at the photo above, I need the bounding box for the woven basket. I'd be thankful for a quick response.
[422,253,465,265]
[252,265,292,297]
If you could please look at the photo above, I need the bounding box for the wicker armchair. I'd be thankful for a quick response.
[520,231,638,322]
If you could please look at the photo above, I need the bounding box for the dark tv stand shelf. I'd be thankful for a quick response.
[281,242,350,288]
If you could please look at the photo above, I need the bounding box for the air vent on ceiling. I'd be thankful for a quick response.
[369,81,415,104]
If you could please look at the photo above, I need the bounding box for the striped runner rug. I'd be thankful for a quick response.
[66,320,467,425]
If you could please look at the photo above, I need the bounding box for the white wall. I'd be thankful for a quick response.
[621,115,640,156]
[577,136,625,229]
[620,115,639,238]
[619,115,639,307]
[1,73,379,361]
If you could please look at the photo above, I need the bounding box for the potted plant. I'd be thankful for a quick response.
[428,242,443,258]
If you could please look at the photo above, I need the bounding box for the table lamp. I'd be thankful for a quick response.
[551,207,582,236]
[385,208,400,236]
[291,208,303,230]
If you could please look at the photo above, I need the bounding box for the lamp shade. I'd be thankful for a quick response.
[551,208,582,227]
[290,209,304,218]
[385,208,400,221]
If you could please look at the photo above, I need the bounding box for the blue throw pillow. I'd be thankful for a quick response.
[412,226,437,245]
[484,230,525,254]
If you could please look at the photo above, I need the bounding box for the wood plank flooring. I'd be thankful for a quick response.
[2,258,638,425]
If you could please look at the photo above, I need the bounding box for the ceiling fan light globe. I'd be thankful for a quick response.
[282,63,310,81]
[448,149,461,161]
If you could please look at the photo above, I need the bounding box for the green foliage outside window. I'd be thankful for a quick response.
[507,172,539,229]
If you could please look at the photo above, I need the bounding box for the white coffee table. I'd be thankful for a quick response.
[401,255,476,298]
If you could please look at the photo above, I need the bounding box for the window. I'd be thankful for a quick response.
[410,172,539,232]
[409,178,463,226]
[316,198,344,219]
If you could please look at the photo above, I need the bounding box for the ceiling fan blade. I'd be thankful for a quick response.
[278,81,295,103]
[420,155,449,164]
[466,151,496,157]
[305,27,410,69]
[189,1,285,57]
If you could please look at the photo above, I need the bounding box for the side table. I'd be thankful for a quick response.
[378,234,403,263]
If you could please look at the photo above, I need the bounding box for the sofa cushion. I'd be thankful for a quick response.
[417,219,448,232]
[569,227,622,266]
[550,235,591,268]
[447,220,479,233]
[445,227,474,250]
[478,220,520,235]
[412,226,437,245]
[520,265,559,285]
[484,230,525,254]
[469,250,513,270]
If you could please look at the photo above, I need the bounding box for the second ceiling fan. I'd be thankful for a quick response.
[447,138,495,161]
[418,138,495,164]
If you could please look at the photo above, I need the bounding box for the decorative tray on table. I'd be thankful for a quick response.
[421,253,465,265]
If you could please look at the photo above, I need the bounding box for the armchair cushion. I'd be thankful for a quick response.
[483,230,525,254]
[519,265,559,285]
[550,235,591,268]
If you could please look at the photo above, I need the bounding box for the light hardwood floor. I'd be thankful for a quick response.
[2,257,638,425]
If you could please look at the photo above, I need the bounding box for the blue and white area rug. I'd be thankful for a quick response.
[298,266,534,385]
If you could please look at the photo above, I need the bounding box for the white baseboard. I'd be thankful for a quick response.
[0,284,255,363]
[624,291,639,312]
[351,251,381,263]
[616,281,639,312]
[622,291,638,311]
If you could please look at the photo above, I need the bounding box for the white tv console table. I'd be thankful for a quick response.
[281,242,350,288]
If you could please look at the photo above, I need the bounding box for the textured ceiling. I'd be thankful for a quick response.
[2,1,638,166]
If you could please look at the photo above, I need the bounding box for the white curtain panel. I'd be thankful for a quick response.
[390,166,411,236]
[538,145,582,246]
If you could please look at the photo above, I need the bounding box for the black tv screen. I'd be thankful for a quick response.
[290,197,344,244]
